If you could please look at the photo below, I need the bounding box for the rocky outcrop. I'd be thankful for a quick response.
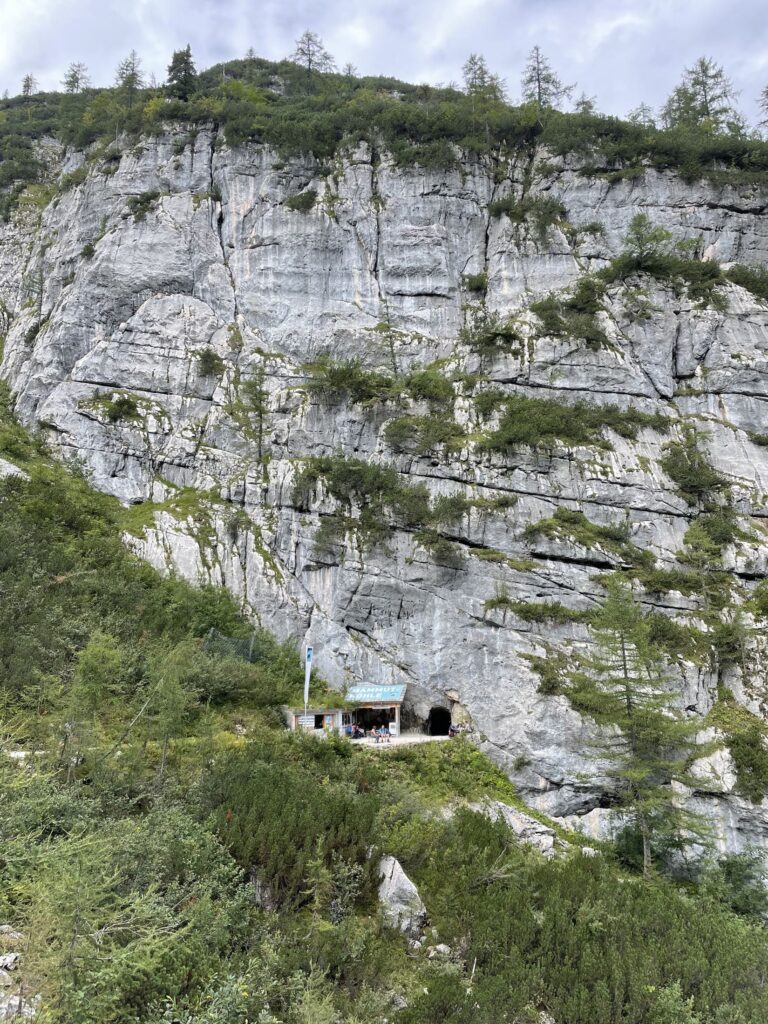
[471,800,558,857]
[3,127,768,851]
[377,856,427,936]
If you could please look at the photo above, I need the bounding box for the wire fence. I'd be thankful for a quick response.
[203,627,273,664]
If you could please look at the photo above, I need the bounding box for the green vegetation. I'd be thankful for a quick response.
[529,275,609,349]
[294,454,469,551]
[462,270,487,294]
[5,46,768,225]
[303,356,397,405]
[568,580,705,876]
[196,347,225,377]
[481,394,669,453]
[709,692,768,803]
[488,193,567,243]
[725,263,768,304]
[2,384,768,1022]
[124,190,161,221]
[524,506,653,567]
[459,307,523,360]
[600,214,727,308]
[661,426,729,505]
[384,413,465,455]
[284,188,317,211]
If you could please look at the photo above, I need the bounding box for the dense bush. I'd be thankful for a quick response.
[660,427,728,504]
[530,275,609,349]
[481,394,668,452]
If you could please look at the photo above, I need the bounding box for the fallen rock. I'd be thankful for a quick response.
[0,957,17,972]
[378,856,427,937]
[427,943,452,959]
[471,800,557,858]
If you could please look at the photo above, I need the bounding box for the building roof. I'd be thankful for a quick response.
[345,683,407,704]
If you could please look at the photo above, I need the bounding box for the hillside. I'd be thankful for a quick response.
[2,401,768,1022]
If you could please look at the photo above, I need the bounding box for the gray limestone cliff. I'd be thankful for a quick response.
[3,126,768,851]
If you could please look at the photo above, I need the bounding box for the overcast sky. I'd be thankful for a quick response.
[1,0,767,121]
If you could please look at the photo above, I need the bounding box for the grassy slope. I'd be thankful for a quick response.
[2,388,768,1022]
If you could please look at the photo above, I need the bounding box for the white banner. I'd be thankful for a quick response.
[303,646,313,707]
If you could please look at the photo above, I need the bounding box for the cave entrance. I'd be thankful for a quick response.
[426,706,451,736]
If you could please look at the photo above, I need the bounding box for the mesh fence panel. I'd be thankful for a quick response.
[203,627,270,664]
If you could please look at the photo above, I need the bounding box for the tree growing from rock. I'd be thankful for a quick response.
[661,57,741,134]
[166,44,197,101]
[521,46,573,112]
[569,579,705,877]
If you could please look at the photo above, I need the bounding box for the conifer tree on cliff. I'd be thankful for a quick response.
[166,44,198,101]
[569,579,706,877]
[520,46,573,112]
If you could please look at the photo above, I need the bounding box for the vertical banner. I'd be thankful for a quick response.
[303,646,313,709]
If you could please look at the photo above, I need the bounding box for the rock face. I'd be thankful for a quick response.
[378,856,428,936]
[471,800,558,858]
[3,128,768,851]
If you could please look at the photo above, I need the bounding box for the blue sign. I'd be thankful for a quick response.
[345,684,407,704]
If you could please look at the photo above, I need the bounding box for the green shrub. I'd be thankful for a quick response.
[125,190,161,221]
[303,356,396,405]
[600,214,726,308]
[285,189,317,212]
[529,276,608,350]
[404,366,455,406]
[80,241,95,259]
[725,263,768,303]
[463,270,488,294]
[104,394,141,422]
[196,347,225,377]
[384,413,465,455]
[459,307,523,359]
[482,395,668,452]
[524,506,651,567]
[488,194,567,242]
[660,427,729,505]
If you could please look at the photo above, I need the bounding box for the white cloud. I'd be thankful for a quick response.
[0,0,765,120]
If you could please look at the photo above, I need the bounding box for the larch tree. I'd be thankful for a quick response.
[569,578,705,878]
[628,102,656,128]
[290,30,336,79]
[661,57,741,133]
[759,85,768,130]
[166,44,197,101]
[521,46,573,112]
[62,61,90,94]
[115,50,145,109]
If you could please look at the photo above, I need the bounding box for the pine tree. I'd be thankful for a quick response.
[290,30,336,79]
[115,50,145,109]
[166,44,197,101]
[661,57,740,134]
[62,61,90,94]
[521,46,573,112]
[760,85,768,129]
[21,73,37,97]
[569,579,705,877]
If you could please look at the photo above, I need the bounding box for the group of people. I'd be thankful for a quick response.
[343,722,391,742]
[448,722,472,738]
